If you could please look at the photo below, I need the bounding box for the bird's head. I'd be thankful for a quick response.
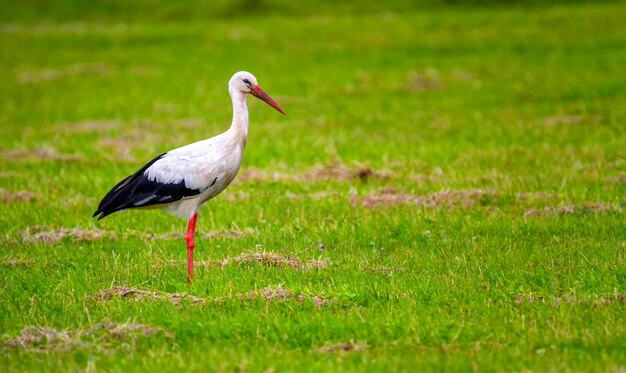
[229,71,285,115]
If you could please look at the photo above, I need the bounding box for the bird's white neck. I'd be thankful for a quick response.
[227,88,248,148]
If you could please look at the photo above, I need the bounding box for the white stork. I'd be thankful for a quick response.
[93,71,285,284]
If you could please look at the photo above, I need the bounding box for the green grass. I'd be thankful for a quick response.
[2,1,626,371]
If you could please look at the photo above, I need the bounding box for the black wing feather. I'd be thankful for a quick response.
[93,153,202,220]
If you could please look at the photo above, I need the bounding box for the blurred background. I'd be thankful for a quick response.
[0,0,611,20]
[2,0,622,21]
[1,0,625,217]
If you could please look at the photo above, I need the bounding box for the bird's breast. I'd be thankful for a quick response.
[198,148,243,200]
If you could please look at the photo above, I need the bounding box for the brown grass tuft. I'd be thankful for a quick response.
[2,257,35,267]
[514,294,546,305]
[607,173,626,184]
[94,286,209,306]
[310,296,332,308]
[524,203,622,217]
[87,321,168,339]
[220,251,329,270]
[241,285,331,308]
[239,162,394,183]
[244,285,295,302]
[3,327,76,351]
[159,252,328,272]
[315,341,367,354]
[0,188,36,202]
[94,285,331,308]
[515,293,626,307]
[304,162,394,182]
[542,114,600,127]
[2,147,82,162]
[352,188,496,209]
[60,120,121,134]
[17,63,112,84]
[283,190,340,201]
[515,192,556,203]
[22,227,115,244]
[96,137,142,162]
[361,265,404,275]
[2,321,170,352]
[20,226,252,245]
[403,69,443,92]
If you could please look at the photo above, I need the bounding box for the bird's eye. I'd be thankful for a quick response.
[243,79,251,85]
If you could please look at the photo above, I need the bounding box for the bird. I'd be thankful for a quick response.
[93,71,285,284]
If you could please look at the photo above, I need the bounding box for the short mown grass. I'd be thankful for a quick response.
[2,1,626,371]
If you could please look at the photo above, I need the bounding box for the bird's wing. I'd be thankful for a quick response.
[93,145,221,220]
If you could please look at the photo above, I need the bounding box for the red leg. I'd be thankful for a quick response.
[186,212,198,284]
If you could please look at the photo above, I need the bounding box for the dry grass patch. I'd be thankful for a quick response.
[352,188,497,209]
[242,285,295,302]
[410,172,447,184]
[239,162,394,183]
[3,327,76,352]
[95,286,210,306]
[542,114,600,127]
[221,251,329,270]
[402,69,443,92]
[2,257,35,267]
[315,341,367,354]
[93,320,168,338]
[515,191,557,203]
[361,265,404,275]
[515,293,626,307]
[160,251,328,271]
[283,190,341,201]
[2,147,82,162]
[94,285,331,308]
[96,137,144,162]
[17,63,112,84]
[524,203,622,217]
[59,120,121,134]
[303,162,394,182]
[19,226,251,245]
[240,285,331,308]
[607,173,626,184]
[2,321,170,353]
[22,227,115,244]
[0,188,36,202]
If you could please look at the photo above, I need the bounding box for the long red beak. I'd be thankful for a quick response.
[250,86,286,115]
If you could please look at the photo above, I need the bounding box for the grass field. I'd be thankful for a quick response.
[2,1,626,371]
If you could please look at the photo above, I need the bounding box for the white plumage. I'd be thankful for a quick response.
[94,71,285,283]
[144,133,245,218]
